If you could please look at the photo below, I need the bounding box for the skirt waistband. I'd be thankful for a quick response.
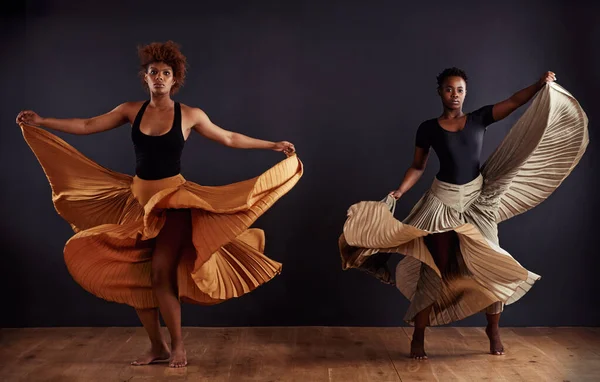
[430,174,483,213]
[131,174,186,206]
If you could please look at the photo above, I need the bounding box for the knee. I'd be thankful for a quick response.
[151,267,172,289]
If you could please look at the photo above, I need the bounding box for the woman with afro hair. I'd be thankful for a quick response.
[17,41,303,368]
[339,67,588,359]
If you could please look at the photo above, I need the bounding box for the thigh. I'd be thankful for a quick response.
[152,209,191,270]
[424,231,458,265]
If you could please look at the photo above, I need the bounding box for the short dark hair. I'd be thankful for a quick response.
[436,67,468,88]
[137,41,188,95]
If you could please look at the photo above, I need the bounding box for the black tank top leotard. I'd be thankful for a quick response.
[415,105,496,185]
[131,101,185,180]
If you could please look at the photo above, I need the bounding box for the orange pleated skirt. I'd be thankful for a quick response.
[20,123,303,308]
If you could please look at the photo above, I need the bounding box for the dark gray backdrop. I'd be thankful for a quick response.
[1,0,598,327]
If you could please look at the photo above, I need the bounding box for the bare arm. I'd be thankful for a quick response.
[191,108,295,155]
[16,103,131,135]
[389,146,430,199]
[492,71,556,122]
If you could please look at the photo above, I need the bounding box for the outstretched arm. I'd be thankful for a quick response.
[191,108,295,155]
[389,146,430,199]
[16,103,131,135]
[492,71,556,122]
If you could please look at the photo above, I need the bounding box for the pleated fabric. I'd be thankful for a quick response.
[21,124,303,308]
[339,82,589,326]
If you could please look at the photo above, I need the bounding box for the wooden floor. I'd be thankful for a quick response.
[0,327,598,381]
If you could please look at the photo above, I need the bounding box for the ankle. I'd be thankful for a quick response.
[171,339,185,350]
[150,340,168,349]
[412,328,425,341]
[486,325,500,335]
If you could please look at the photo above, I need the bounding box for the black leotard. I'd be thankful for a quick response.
[415,105,496,185]
[131,101,185,180]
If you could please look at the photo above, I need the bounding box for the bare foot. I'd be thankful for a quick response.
[410,340,428,360]
[131,343,171,366]
[169,345,187,368]
[410,330,428,360]
[486,325,505,355]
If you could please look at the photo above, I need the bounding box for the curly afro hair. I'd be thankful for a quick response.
[436,67,468,88]
[138,41,188,95]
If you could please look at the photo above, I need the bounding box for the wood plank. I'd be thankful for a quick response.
[378,326,438,381]
[225,327,296,382]
[347,327,401,381]
[289,326,329,382]
[517,327,600,381]
[1,327,599,382]
[318,327,399,382]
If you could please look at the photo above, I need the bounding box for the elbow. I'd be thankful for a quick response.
[78,119,91,135]
[410,164,426,172]
[223,134,235,148]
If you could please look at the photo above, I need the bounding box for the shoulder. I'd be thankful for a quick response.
[468,105,494,120]
[469,104,493,115]
[417,118,436,132]
[117,101,146,109]
[468,104,495,126]
[180,103,210,124]
[119,101,146,111]
[111,101,146,123]
[180,103,207,117]
[415,118,436,148]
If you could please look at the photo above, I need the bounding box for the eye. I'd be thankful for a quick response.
[150,70,157,75]
[164,71,171,76]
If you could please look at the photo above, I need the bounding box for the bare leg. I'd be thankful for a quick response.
[131,308,171,366]
[410,231,458,360]
[410,305,432,360]
[424,230,458,278]
[152,209,190,368]
[485,312,505,355]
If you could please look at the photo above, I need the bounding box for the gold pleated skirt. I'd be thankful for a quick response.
[339,82,589,326]
[20,124,303,308]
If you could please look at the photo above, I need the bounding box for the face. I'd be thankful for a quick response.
[438,76,467,110]
[144,62,176,95]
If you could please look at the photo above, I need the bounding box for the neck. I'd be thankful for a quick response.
[441,107,464,119]
[149,93,174,109]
